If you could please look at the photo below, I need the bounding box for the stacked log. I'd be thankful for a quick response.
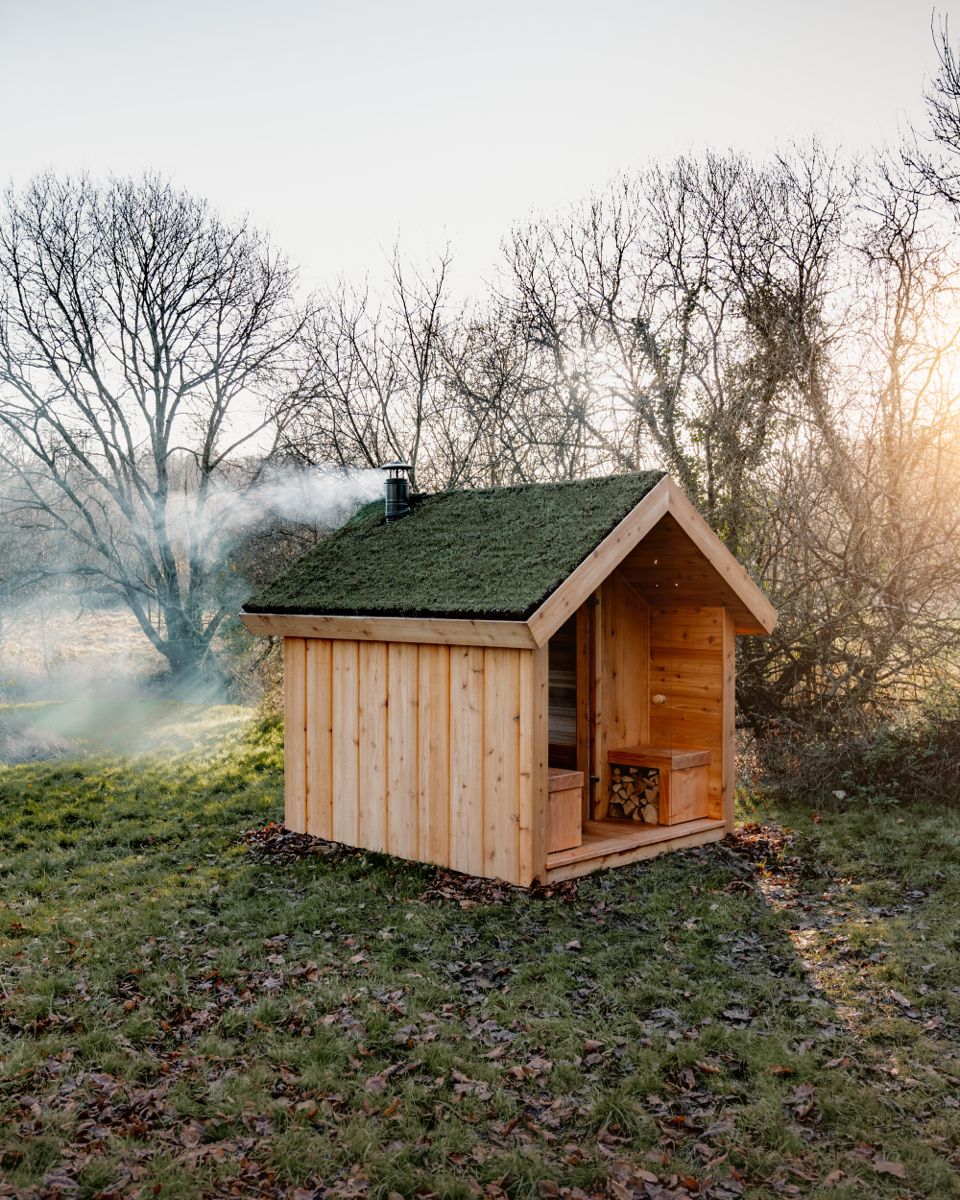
[608,765,660,822]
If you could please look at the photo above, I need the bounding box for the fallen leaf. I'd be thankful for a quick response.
[364,1069,390,1095]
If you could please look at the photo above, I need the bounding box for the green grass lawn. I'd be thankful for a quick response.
[1,706,959,1199]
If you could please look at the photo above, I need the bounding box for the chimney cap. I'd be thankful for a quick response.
[380,460,412,473]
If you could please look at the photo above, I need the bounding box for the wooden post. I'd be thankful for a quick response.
[722,608,736,834]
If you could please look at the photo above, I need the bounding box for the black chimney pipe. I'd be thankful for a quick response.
[381,461,412,522]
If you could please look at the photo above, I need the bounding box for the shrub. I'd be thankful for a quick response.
[759,686,960,808]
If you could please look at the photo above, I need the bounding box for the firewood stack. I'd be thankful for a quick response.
[608,765,660,822]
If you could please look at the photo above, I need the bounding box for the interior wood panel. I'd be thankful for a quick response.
[593,573,650,816]
[722,608,736,832]
[619,514,761,630]
[649,606,725,820]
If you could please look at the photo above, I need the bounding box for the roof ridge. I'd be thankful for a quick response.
[418,469,661,504]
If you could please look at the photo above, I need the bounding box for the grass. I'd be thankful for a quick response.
[244,471,663,619]
[1,706,959,1198]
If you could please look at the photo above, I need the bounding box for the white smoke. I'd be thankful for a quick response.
[0,465,387,725]
[165,464,384,564]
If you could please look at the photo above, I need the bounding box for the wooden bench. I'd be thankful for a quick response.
[607,746,711,826]
[548,767,583,852]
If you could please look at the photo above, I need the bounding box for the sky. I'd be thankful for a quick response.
[0,0,957,296]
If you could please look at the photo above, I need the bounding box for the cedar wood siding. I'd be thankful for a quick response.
[282,637,549,887]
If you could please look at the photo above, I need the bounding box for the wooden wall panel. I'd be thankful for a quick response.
[592,574,650,817]
[483,647,521,882]
[449,646,485,876]
[288,637,541,886]
[357,642,388,852]
[331,640,360,845]
[722,608,736,832]
[305,638,333,839]
[417,645,450,866]
[616,508,773,634]
[575,606,591,788]
[283,638,308,832]
[649,607,725,820]
[387,642,419,859]
[518,643,549,886]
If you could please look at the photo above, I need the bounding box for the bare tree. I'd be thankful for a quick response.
[286,251,473,491]
[0,174,303,685]
[739,157,960,733]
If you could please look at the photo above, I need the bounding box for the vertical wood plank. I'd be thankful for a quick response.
[605,571,650,749]
[649,607,724,818]
[418,644,451,866]
[722,607,736,832]
[483,647,521,883]
[283,637,308,833]
[358,641,388,852]
[331,640,360,846]
[305,638,333,839]
[591,590,607,818]
[575,605,591,813]
[519,644,549,887]
[449,645,485,876]
[387,642,419,859]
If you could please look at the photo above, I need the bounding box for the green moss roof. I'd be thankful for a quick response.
[243,471,665,621]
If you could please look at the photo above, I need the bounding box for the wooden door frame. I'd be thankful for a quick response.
[576,599,595,822]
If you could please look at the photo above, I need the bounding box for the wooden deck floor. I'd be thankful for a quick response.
[545,816,726,882]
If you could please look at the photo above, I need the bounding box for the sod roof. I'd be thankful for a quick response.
[243,470,665,621]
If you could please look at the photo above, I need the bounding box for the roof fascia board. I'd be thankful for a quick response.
[525,475,777,645]
[239,611,538,649]
[661,478,777,634]
[525,476,672,646]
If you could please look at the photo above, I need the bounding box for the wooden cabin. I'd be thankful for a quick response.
[240,471,776,886]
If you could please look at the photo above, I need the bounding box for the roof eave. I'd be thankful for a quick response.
[524,475,776,646]
[238,611,538,649]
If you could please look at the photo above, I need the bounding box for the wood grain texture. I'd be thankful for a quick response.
[483,648,521,882]
[240,611,536,648]
[331,640,360,846]
[525,475,776,645]
[526,477,670,645]
[448,645,485,876]
[575,606,591,788]
[649,607,725,820]
[607,746,710,770]
[357,642,388,852]
[590,573,650,817]
[387,642,419,859]
[545,820,725,882]
[283,638,308,833]
[417,644,451,866]
[722,607,736,833]
[305,638,333,839]
[616,487,776,635]
[520,648,552,892]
